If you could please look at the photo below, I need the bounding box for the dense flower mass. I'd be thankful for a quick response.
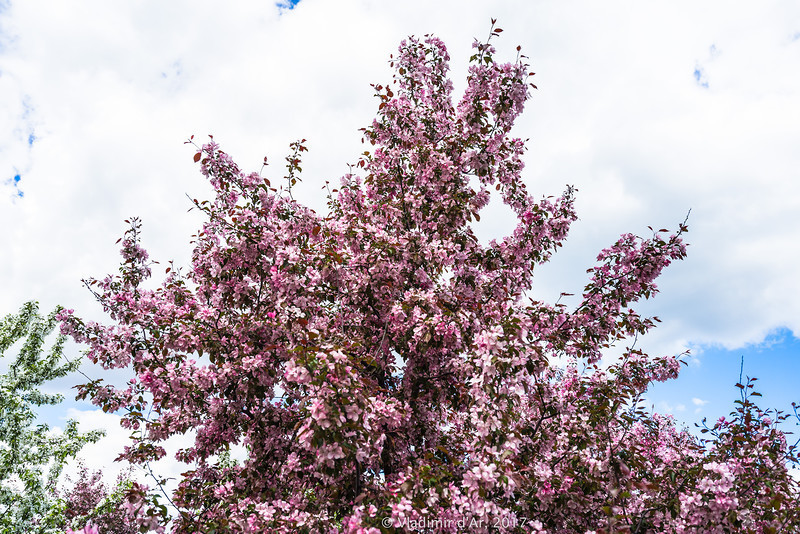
[59,25,799,533]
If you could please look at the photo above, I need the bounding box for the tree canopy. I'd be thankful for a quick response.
[58,26,800,533]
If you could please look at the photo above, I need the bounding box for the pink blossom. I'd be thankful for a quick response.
[56,24,800,534]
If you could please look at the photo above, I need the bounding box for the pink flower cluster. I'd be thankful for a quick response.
[60,24,799,533]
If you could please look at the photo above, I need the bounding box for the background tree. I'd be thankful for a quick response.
[0,302,102,533]
[61,460,160,534]
[0,302,156,534]
[60,24,800,533]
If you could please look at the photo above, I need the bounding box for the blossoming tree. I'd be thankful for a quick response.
[60,24,799,533]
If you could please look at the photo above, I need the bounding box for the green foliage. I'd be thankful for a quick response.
[0,301,103,534]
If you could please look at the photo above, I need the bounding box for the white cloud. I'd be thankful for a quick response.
[692,397,709,413]
[656,401,687,415]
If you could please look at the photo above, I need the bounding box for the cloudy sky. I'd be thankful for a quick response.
[2,0,799,483]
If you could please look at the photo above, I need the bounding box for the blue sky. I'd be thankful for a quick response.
[647,328,800,434]
[278,0,301,10]
[1,0,799,481]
